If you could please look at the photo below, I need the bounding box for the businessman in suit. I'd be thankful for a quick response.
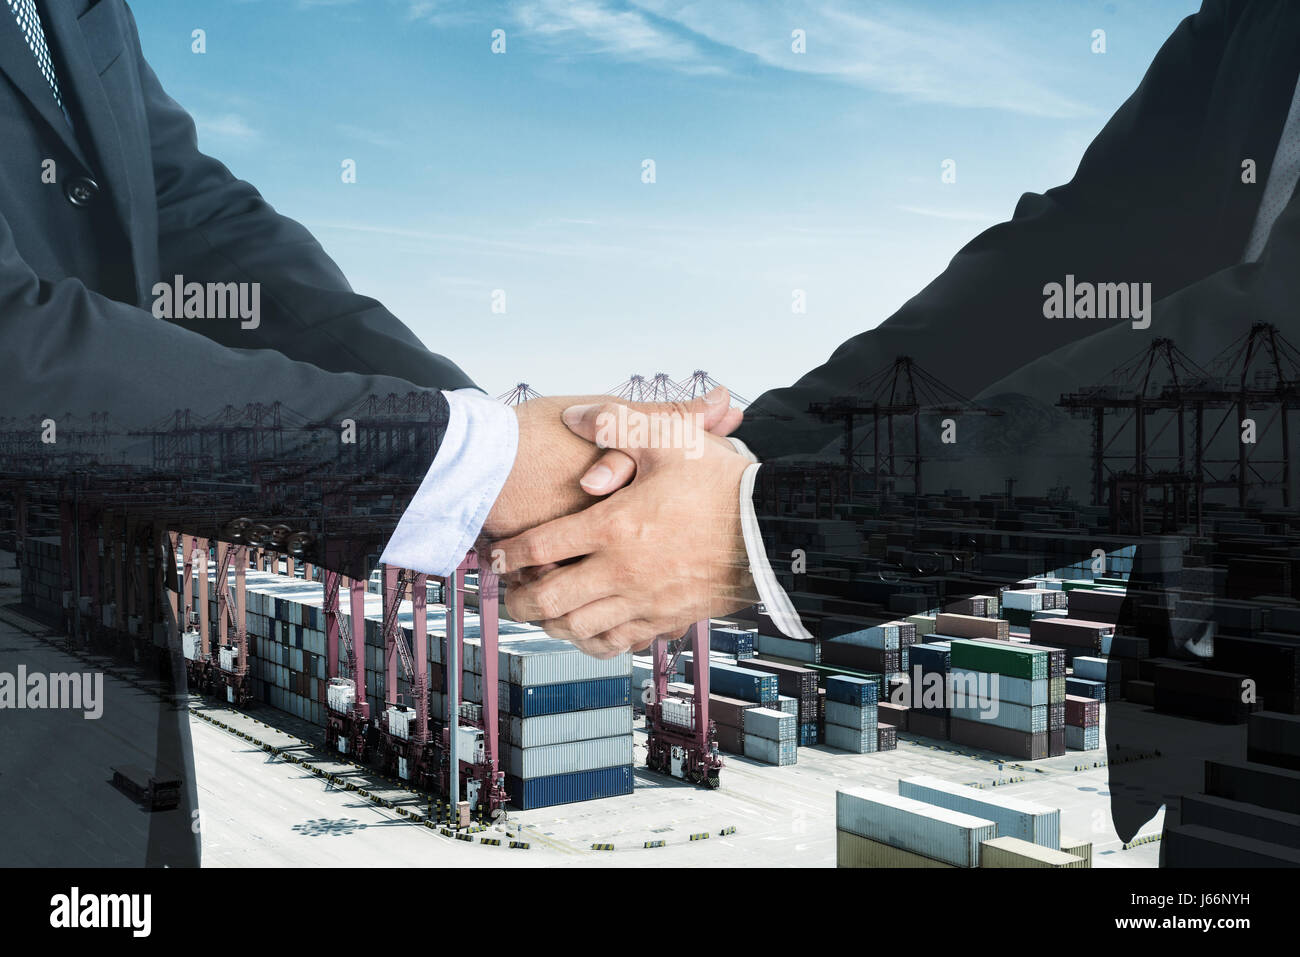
[495,0,1300,857]
[0,0,739,866]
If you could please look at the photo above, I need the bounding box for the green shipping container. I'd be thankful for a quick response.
[949,639,1046,681]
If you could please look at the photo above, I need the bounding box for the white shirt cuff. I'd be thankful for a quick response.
[736,458,815,642]
[379,388,518,577]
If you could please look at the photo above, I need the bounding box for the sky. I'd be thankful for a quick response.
[135,0,1203,402]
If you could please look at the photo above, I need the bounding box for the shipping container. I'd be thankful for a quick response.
[877,725,897,751]
[824,722,878,753]
[1073,655,1123,682]
[1205,760,1300,814]
[825,675,879,707]
[503,707,633,748]
[1247,711,1300,769]
[709,694,755,731]
[935,613,1008,642]
[506,677,632,717]
[1059,836,1092,866]
[1065,694,1100,727]
[899,775,1060,848]
[950,667,1047,707]
[505,734,633,779]
[714,723,744,754]
[1179,794,1300,850]
[1065,677,1107,702]
[949,639,1046,681]
[950,699,1047,734]
[1163,824,1300,867]
[1065,724,1099,751]
[836,829,954,868]
[979,836,1088,868]
[825,699,877,731]
[877,701,909,729]
[836,787,997,868]
[701,661,779,704]
[908,711,950,740]
[950,718,1049,760]
[506,764,635,810]
[745,707,797,741]
[743,733,797,766]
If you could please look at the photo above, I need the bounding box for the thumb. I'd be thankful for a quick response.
[625,386,740,435]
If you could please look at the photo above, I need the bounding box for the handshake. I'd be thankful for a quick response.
[475,388,760,659]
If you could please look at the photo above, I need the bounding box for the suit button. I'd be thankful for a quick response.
[64,176,99,207]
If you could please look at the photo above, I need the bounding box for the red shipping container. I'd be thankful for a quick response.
[1065,694,1100,727]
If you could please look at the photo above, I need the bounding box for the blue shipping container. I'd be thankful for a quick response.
[707,661,778,704]
[711,627,755,658]
[507,677,632,717]
[799,722,820,746]
[826,675,880,707]
[506,764,635,810]
[1065,677,1107,702]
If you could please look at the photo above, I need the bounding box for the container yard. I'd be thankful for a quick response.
[5,351,1300,869]
[0,532,1248,869]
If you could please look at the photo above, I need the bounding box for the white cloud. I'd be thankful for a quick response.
[896,204,999,223]
[629,0,1095,117]
[193,113,260,146]
[512,0,724,74]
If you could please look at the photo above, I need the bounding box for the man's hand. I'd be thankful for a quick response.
[490,401,758,659]
[480,388,742,542]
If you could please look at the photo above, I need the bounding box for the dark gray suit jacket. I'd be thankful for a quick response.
[0,1,476,867]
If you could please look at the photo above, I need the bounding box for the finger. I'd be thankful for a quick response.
[537,597,641,643]
[502,562,558,590]
[505,559,619,623]
[627,386,732,433]
[714,405,744,436]
[585,620,665,658]
[560,400,704,463]
[493,505,612,573]
[578,449,636,495]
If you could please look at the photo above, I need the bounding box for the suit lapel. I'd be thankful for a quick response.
[0,7,90,168]
[41,0,139,296]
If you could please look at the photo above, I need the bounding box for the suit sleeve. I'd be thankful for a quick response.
[0,197,451,580]
[125,1,477,392]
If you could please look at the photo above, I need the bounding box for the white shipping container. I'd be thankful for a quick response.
[182,630,201,662]
[950,668,1047,707]
[505,734,634,779]
[464,634,629,685]
[775,695,799,716]
[898,775,1060,848]
[836,787,997,868]
[660,697,696,730]
[745,707,796,741]
[824,722,877,753]
[386,705,414,740]
[327,678,355,714]
[503,707,633,748]
[743,733,797,766]
[950,699,1047,733]
[1073,656,1123,682]
[824,700,877,731]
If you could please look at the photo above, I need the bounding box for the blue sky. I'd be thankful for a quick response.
[136,0,1202,401]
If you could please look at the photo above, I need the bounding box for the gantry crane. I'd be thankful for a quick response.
[644,620,722,789]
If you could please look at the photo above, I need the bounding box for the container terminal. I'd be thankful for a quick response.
[2,349,1299,868]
